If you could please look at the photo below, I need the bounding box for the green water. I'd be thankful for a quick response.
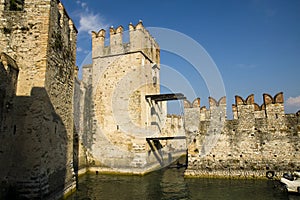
[67,167,300,200]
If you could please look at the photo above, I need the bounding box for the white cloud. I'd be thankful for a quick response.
[81,2,87,8]
[83,50,90,54]
[74,0,109,65]
[73,0,109,34]
[78,13,108,34]
[75,0,88,12]
[286,96,300,106]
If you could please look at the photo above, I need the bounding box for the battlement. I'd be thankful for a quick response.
[232,92,284,120]
[185,93,299,178]
[57,1,78,35]
[184,92,287,121]
[92,21,160,63]
[184,96,226,109]
[184,96,226,122]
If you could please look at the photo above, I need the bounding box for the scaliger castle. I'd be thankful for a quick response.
[0,0,299,199]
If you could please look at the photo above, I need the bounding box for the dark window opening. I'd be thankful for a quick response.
[9,0,25,11]
[0,94,3,130]
[150,107,156,116]
[58,11,61,26]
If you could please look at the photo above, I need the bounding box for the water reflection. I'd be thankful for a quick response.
[160,168,189,200]
[186,178,291,200]
[67,167,300,200]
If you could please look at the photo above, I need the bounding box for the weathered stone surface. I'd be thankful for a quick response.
[0,0,77,198]
[74,22,186,174]
[1,2,298,199]
[185,93,300,179]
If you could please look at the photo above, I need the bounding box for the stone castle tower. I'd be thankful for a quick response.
[77,21,185,174]
[91,21,161,136]
[0,0,77,198]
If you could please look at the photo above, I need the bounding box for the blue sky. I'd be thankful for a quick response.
[61,0,300,115]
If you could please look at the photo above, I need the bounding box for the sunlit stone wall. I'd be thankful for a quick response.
[185,93,300,178]
[0,0,77,198]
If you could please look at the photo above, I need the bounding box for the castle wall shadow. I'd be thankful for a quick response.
[0,0,78,198]
[0,87,71,199]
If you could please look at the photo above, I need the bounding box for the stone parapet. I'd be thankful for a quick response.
[184,92,300,179]
[92,21,160,64]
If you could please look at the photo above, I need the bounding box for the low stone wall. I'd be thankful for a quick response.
[185,169,282,179]
[84,150,186,175]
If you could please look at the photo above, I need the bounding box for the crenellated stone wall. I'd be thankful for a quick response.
[0,0,78,199]
[74,21,186,175]
[1,1,299,198]
[184,92,300,179]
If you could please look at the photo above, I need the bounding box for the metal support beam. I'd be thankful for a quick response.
[146,136,186,141]
[145,93,186,102]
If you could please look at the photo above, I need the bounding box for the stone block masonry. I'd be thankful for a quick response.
[184,92,300,179]
[75,21,186,175]
[0,0,77,199]
[1,1,298,198]
[1,1,184,199]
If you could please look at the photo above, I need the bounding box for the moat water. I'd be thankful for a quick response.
[67,167,300,200]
